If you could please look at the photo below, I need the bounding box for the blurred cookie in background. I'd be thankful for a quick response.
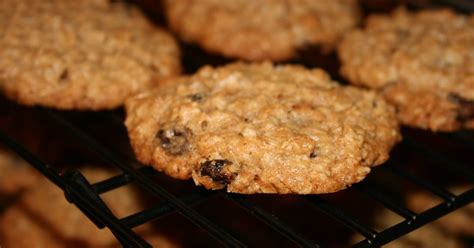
[338,8,474,131]
[0,0,181,110]
[0,147,41,198]
[163,0,360,61]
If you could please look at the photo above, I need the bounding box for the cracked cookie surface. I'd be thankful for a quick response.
[338,8,474,131]
[163,0,360,61]
[125,63,400,194]
[0,0,180,110]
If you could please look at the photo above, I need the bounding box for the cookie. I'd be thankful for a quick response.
[0,147,41,197]
[407,185,474,237]
[0,0,181,110]
[0,167,179,248]
[125,62,400,194]
[163,0,360,61]
[338,8,474,131]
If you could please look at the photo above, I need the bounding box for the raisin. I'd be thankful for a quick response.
[59,69,69,82]
[448,93,474,123]
[200,159,235,185]
[372,100,378,108]
[155,128,191,155]
[396,29,409,39]
[149,64,158,72]
[309,151,317,158]
[188,93,205,102]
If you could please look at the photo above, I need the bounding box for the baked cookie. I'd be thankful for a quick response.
[338,8,474,131]
[0,167,179,248]
[125,62,400,194]
[163,0,360,61]
[0,147,41,197]
[407,185,474,237]
[0,0,181,110]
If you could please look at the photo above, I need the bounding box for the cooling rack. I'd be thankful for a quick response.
[0,0,473,247]
[1,103,473,248]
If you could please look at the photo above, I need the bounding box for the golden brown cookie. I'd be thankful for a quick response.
[0,148,41,197]
[338,8,474,131]
[125,62,401,194]
[0,0,181,110]
[163,0,360,61]
[0,167,179,248]
[407,186,474,237]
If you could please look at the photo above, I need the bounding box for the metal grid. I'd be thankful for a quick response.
[1,105,473,248]
[0,1,473,247]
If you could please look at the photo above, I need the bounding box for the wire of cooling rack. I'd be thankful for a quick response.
[0,130,151,248]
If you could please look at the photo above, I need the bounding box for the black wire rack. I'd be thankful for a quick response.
[2,107,473,248]
[1,1,473,247]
